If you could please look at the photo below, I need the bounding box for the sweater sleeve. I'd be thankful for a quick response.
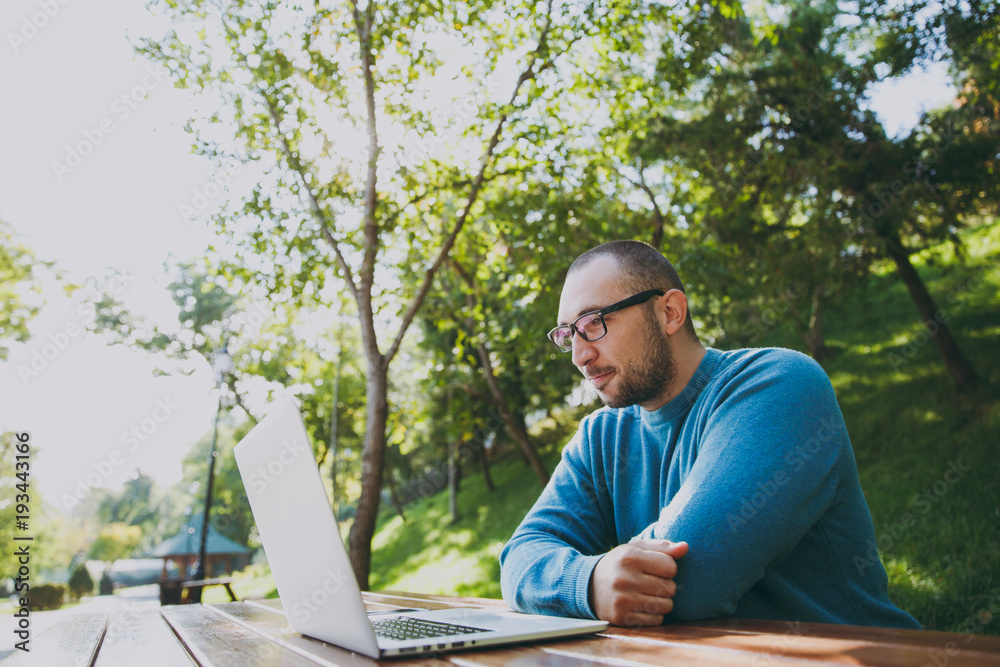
[632,351,845,620]
[499,423,611,619]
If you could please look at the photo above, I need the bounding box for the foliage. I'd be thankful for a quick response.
[88,523,143,564]
[68,564,95,601]
[125,0,998,592]
[30,583,66,611]
[177,425,255,548]
[0,433,23,578]
[99,572,115,596]
[0,220,49,360]
[138,0,583,587]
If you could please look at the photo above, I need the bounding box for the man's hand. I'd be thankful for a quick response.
[589,539,689,626]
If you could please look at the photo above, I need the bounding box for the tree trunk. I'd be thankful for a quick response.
[346,359,389,590]
[386,470,406,522]
[475,438,495,492]
[450,259,550,486]
[884,236,981,394]
[328,345,341,505]
[804,283,832,361]
[448,437,461,523]
[479,349,550,485]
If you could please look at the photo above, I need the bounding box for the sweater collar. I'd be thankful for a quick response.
[640,348,721,427]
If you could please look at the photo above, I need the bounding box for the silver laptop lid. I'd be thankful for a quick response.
[233,397,381,658]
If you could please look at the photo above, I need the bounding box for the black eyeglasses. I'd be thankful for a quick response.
[547,290,665,353]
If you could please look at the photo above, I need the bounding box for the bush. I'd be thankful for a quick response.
[99,571,114,596]
[68,564,94,600]
[31,584,65,611]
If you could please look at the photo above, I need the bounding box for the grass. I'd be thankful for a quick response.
[811,224,1000,635]
[368,449,563,598]
[361,221,1000,636]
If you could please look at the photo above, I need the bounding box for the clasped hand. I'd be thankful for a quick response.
[588,539,689,626]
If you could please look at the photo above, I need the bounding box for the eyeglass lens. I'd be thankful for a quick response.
[552,313,606,351]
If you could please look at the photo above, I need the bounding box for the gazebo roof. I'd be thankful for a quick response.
[148,515,251,558]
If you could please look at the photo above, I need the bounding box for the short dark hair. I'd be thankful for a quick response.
[568,240,697,339]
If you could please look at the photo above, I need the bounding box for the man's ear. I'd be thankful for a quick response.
[660,289,688,336]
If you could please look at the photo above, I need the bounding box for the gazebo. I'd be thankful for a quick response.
[148,515,252,580]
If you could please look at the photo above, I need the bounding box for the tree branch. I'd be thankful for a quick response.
[351,0,385,367]
[384,0,557,364]
[214,8,361,303]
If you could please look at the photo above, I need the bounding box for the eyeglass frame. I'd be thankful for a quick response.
[547,289,666,353]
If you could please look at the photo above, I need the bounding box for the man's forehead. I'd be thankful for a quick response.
[557,256,625,323]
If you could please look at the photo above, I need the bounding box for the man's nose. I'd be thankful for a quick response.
[571,334,597,368]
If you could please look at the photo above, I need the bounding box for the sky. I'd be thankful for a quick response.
[0,2,957,511]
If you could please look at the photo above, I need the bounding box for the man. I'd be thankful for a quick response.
[499,240,919,628]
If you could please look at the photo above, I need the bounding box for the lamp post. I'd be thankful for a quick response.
[191,344,232,602]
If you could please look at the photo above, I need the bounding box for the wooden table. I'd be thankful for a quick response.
[5,591,1000,666]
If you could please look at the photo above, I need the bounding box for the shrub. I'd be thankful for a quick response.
[31,584,65,611]
[99,572,114,595]
[68,564,94,600]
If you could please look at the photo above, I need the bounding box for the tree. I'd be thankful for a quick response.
[0,432,22,577]
[68,563,95,601]
[141,0,566,588]
[0,220,48,360]
[177,424,255,548]
[853,0,999,392]
[89,523,143,565]
[625,0,992,389]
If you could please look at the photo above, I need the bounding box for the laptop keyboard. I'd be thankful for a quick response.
[370,616,488,641]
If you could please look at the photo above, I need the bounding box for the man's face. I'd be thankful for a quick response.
[557,256,677,410]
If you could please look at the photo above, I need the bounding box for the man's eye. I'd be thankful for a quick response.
[577,314,604,334]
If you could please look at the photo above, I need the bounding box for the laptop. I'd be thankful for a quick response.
[233,397,608,658]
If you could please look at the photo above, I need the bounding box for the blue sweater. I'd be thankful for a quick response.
[500,347,919,628]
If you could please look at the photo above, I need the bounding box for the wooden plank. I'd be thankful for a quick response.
[211,601,454,667]
[371,593,1000,666]
[161,604,318,667]
[605,621,1000,667]
[369,592,508,612]
[94,610,196,667]
[2,612,107,666]
[242,595,834,666]
[444,636,847,667]
[675,617,1000,653]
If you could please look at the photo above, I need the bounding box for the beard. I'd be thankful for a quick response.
[595,316,677,410]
